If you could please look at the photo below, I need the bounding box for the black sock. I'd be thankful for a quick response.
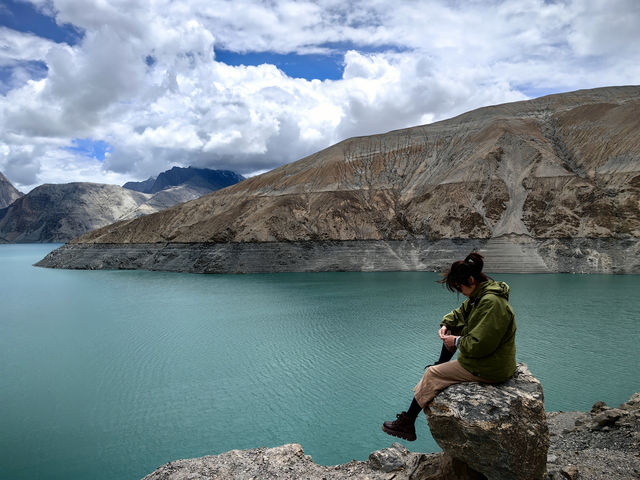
[425,343,456,370]
[435,343,454,365]
[406,397,421,419]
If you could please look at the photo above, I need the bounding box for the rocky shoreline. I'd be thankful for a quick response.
[142,393,639,480]
[36,235,640,274]
[545,395,640,480]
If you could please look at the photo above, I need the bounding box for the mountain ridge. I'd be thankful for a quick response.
[123,166,244,194]
[0,166,244,243]
[38,86,640,273]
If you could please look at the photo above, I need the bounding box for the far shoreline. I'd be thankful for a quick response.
[35,235,640,274]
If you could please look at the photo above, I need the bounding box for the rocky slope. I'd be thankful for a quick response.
[0,168,244,243]
[116,185,220,221]
[0,171,23,209]
[141,393,640,480]
[38,86,640,272]
[0,183,153,243]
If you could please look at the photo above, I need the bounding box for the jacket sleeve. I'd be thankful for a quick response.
[441,302,467,330]
[457,296,511,358]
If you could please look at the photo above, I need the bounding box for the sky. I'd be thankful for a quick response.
[0,0,639,193]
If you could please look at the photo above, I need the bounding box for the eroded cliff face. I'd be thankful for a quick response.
[72,87,640,246]
[0,172,23,209]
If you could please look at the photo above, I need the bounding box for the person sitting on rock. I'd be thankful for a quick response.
[382,252,517,441]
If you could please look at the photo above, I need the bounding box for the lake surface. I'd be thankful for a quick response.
[1,244,638,480]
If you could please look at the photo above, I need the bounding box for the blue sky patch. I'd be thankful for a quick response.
[0,60,48,94]
[317,41,408,55]
[214,42,409,81]
[64,138,112,161]
[214,49,345,80]
[515,85,563,99]
[0,0,83,45]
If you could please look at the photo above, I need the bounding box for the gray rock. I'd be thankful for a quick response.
[619,393,640,411]
[141,442,442,480]
[368,442,410,472]
[367,442,443,477]
[573,415,587,427]
[591,409,623,429]
[591,401,609,413]
[425,363,549,480]
[560,465,579,479]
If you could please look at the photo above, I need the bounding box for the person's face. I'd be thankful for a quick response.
[457,277,477,297]
[459,283,475,297]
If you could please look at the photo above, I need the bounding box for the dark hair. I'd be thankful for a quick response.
[439,252,490,292]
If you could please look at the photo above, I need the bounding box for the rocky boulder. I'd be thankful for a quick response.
[426,363,549,480]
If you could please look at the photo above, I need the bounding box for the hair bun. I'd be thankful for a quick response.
[464,252,484,272]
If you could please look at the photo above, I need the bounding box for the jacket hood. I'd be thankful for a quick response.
[471,280,510,300]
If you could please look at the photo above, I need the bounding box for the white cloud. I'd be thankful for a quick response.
[0,0,638,192]
[0,27,56,66]
[568,0,640,57]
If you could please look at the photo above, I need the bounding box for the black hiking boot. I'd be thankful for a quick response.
[381,412,417,441]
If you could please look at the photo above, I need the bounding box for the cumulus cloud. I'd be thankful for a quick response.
[0,27,55,65]
[0,0,639,192]
[568,0,640,57]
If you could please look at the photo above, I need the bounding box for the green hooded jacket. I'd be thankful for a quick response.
[441,280,517,382]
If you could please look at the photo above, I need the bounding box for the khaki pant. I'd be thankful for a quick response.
[413,360,494,408]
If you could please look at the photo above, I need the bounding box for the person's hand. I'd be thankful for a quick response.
[442,335,458,351]
[438,325,449,339]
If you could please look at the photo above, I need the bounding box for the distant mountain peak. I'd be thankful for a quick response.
[0,166,246,243]
[122,176,157,193]
[123,166,244,194]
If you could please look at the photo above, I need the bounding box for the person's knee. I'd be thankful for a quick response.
[426,365,445,381]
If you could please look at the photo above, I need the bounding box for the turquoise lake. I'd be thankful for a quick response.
[1,244,638,480]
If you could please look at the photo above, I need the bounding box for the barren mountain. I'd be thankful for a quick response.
[1,167,244,243]
[38,86,640,273]
[0,183,152,243]
[0,183,231,243]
